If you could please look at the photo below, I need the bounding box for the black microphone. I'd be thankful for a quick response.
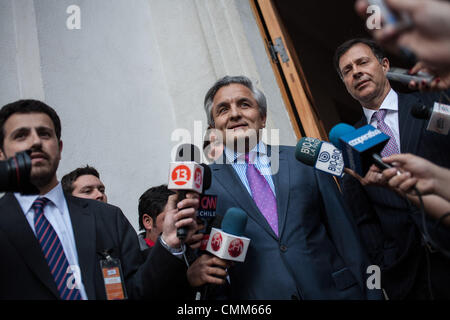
[196,194,219,251]
[169,143,212,240]
[176,143,201,162]
[295,137,344,177]
[411,104,432,119]
[196,214,223,300]
[411,103,450,135]
[175,143,212,194]
[200,208,250,300]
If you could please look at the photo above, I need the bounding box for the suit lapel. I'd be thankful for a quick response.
[65,194,97,299]
[268,145,289,238]
[0,193,60,298]
[398,93,425,154]
[355,116,367,128]
[65,194,97,300]
[211,157,279,240]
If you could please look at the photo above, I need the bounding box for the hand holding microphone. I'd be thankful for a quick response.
[328,123,401,186]
[160,192,199,249]
[381,153,450,230]
[381,153,450,201]
[168,143,212,240]
[185,222,206,250]
[186,213,229,295]
[405,62,450,92]
[411,100,450,136]
[187,254,231,288]
[192,207,249,300]
[206,207,250,263]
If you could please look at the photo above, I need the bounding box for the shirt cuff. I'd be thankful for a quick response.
[159,235,186,257]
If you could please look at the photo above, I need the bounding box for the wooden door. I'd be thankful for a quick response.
[250,0,327,140]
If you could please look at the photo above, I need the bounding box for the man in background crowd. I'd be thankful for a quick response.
[61,165,107,203]
[138,184,174,251]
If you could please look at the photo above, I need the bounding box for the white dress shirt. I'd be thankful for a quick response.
[14,183,88,300]
[363,89,402,152]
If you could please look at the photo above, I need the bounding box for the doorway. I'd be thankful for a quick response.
[250,0,412,140]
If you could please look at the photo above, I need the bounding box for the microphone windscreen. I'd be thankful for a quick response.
[294,137,322,166]
[411,104,431,120]
[176,143,201,162]
[221,207,247,236]
[329,123,355,148]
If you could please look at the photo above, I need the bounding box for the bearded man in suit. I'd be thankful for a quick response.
[0,99,199,300]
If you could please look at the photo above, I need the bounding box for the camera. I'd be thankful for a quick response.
[0,150,39,194]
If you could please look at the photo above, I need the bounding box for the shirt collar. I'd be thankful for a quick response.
[224,140,267,163]
[362,89,398,124]
[15,183,66,216]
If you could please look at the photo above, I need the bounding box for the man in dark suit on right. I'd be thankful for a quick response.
[334,38,450,299]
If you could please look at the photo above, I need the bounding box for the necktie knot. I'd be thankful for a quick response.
[244,152,258,164]
[373,109,387,122]
[32,197,50,213]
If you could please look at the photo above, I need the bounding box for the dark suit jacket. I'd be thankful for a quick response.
[206,145,382,300]
[341,91,450,299]
[0,193,191,300]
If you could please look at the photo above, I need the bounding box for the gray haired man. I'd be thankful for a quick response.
[201,75,381,300]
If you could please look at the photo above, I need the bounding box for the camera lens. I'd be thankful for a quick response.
[0,150,38,194]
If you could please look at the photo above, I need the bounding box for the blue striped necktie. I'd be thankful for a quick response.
[32,197,82,300]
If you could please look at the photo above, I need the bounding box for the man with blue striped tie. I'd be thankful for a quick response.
[0,99,199,300]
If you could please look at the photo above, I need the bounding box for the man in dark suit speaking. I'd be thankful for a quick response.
[202,75,381,299]
[334,38,450,299]
[0,99,198,300]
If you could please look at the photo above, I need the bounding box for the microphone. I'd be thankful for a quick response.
[411,102,450,135]
[195,214,224,301]
[295,137,344,177]
[329,123,393,176]
[174,143,212,194]
[168,143,212,240]
[197,194,219,251]
[206,207,250,262]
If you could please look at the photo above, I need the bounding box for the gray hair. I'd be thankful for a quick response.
[203,75,267,127]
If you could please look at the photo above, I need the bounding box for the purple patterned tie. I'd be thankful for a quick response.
[33,197,82,300]
[372,109,400,157]
[245,153,278,236]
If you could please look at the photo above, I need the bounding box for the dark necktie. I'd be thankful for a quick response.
[33,197,82,300]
